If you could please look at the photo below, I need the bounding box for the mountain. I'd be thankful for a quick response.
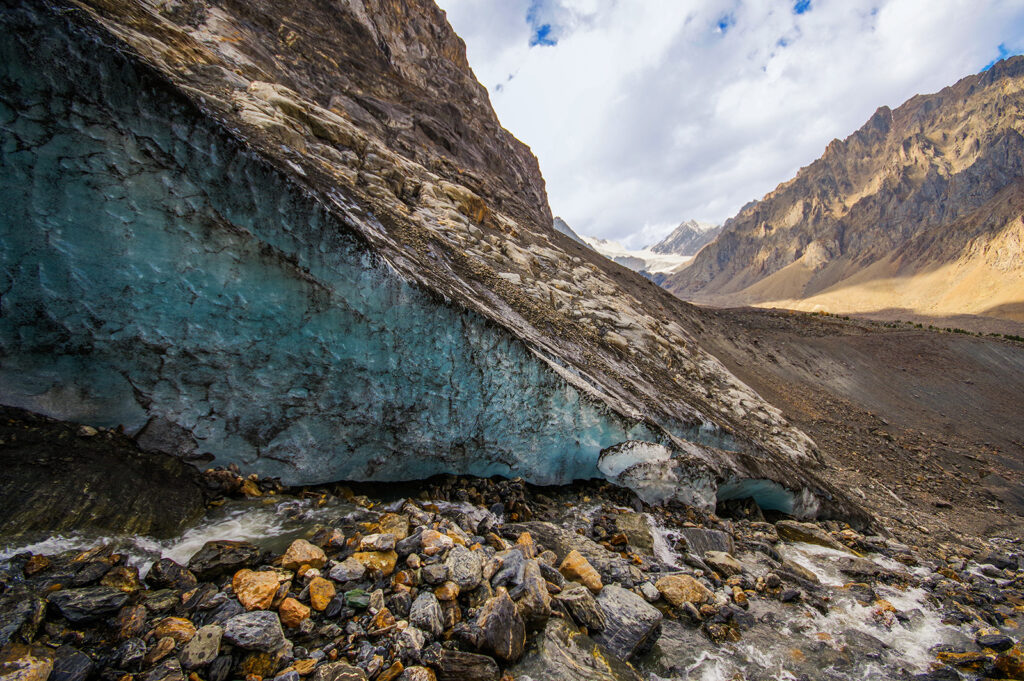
[582,237,692,276]
[0,0,863,518]
[664,57,1024,333]
[552,216,589,246]
[650,219,722,256]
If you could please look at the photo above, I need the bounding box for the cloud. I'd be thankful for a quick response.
[438,0,1024,249]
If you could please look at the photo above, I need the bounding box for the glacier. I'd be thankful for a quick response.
[0,5,669,485]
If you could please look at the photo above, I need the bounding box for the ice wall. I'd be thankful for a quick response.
[0,7,663,485]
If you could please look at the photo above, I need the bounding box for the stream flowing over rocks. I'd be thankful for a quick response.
[1,474,1022,681]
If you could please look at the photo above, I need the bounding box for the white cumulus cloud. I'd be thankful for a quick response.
[437,0,1024,248]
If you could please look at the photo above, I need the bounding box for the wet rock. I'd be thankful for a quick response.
[152,617,196,644]
[510,560,550,625]
[359,534,397,552]
[425,648,499,681]
[351,551,398,577]
[278,598,310,629]
[144,658,185,681]
[554,584,606,632]
[47,586,129,623]
[976,632,1014,652]
[345,589,370,609]
[489,549,525,588]
[281,540,327,571]
[50,646,93,681]
[780,588,802,603]
[143,638,177,667]
[655,574,712,607]
[612,513,654,555]
[179,624,223,669]
[420,531,454,557]
[775,521,853,554]
[409,592,444,637]
[703,551,742,577]
[397,667,435,681]
[113,604,148,641]
[444,545,482,590]
[509,618,643,681]
[100,566,142,593]
[308,577,336,611]
[233,570,280,610]
[329,557,367,583]
[422,563,449,586]
[477,588,525,663]
[559,551,603,593]
[434,581,460,601]
[0,595,45,646]
[223,611,287,652]
[0,648,53,681]
[187,541,261,580]
[208,655,232,681]
[310,661,366,681]
[116,638,146,671]
[679,528,734,556]
[994,643,1024,679]
[592,584,663,660]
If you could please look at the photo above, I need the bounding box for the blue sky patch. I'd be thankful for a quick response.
[794,0,812,14]
[717,14,735,34]
[526,0,559,47]
[984,43,1023,70]
[531,23,557,46]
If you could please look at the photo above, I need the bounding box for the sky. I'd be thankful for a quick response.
[435,0,1024,248]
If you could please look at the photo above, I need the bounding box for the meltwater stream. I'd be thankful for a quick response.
[0,495,989,681]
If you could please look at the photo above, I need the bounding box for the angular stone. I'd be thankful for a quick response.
[47,587,130,623]
[511,559,550,625]
[409,592,444,637]
[398,667,436,681]
[146,559,198,591]
[116,638,146,671]
[426,649,499,681]
[420,530,454,557]
[0,595,45,647]
[559,551,603,593]
[329,556,368,583]
[508,618,643,681]
[281,540,327,571]
[378,514,411,541]
[345,589,371,609]
[308,577,336,611]
[233,569,280,611]
[444,545,482,590]
[144,658,184,681]
[352,551,398,577]
[554,584,606,632]
[152,617,197,644]
[279,598,310,629]
[310,661,367,681]
[775,521,853,554]
[223,611,287,652]
[112,604,148,640]
[592,585,662,661]
[678,528,734,556]
[655,574,712,607]
[360,534,397,552]
[100,566,142,593]
[143,638,176,667]
[188,541,261,580]
[50,646,93,681]
[180,624,223,669]
[435,582,460,601]
[477,588,525,663]
[507,522,638,587]
[703,551,743,577]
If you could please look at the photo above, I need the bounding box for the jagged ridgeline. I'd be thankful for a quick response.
[0,1,862,521]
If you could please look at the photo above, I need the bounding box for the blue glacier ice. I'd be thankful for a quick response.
[0,6,670,485]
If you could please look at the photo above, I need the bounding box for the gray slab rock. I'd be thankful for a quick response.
[508,618,643,681]
[592,585,663,661]
[223,611,286,652]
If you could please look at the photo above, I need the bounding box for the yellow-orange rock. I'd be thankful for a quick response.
[281,540,326,571]
[279,598,311,628]
[420,530,453,556]
[558,550,602,593]
[308,576,336,611]
[655,574,713,607]
[352,551,398,577]
[232,569,279,610]
[152,616,197,644]
[434,581,460,601]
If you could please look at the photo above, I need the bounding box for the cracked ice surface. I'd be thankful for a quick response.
[0,10,663,485]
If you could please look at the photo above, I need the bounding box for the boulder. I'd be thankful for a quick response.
[476,588,525,663]
[559,551,603,593]
[775,521,853,554]
[409,592,444,637]
[232,570,279,610]
[444,545,482,590]
[281,540,327,571]
[179,625,223,669]
[223,611,287,652]
[145,559,197,590]
[508,618,643,681]
[592,585,663,661]
[655,574,712,607]
[188,541,261,580]
[47,587,129,623]
[554,584,606,632]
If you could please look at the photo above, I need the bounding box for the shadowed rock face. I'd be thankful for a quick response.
[665,58,1024,329]
[0,0,865,520]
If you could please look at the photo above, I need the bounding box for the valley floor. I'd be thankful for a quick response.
[696,306,1024,549]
